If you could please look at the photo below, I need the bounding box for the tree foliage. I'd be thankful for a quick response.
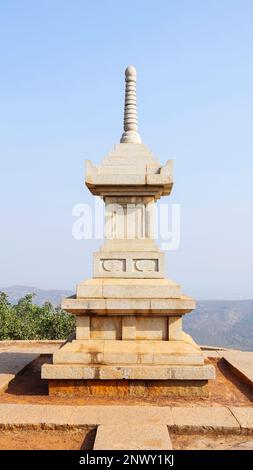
[0,292,75,340]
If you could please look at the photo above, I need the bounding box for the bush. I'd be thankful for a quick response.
[0,292,75,340]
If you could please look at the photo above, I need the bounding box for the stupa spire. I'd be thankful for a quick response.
[120,65,142,144]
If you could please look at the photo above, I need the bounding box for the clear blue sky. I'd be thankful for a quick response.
[0,1,252,299]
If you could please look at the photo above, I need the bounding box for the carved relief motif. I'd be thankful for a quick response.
[133,259,158,272]
[101,258,126,272]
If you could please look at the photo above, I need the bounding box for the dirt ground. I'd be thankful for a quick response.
[0,428,96,450]
[171,433,253,450]
[0,355,253,407]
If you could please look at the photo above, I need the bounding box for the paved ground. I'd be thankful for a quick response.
[0,341,61,393]
[0,341,253,450]
[0,353,39,392]
[0,403,252,449]
[223,350,253,385]
[0,403,251,431]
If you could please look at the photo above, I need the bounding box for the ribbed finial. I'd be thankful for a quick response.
[120,65,142,144]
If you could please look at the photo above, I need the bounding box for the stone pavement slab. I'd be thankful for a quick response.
[230,407,253,431]
[0,404,246,434]
[222,350,253,386]
[0,352,39,392]
[70,405,173,426]
[171,406,240,432]
[0,404,76,427]
[0,404,173,427]
[94,423,172,450]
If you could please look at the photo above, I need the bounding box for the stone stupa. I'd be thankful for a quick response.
[42,65,215,396]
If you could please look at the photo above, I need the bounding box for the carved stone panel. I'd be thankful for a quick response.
[93,252,165,278]
[133,258,158,273]
[100,258,126,273]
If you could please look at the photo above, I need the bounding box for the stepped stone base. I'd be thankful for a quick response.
[50,338,205,366]
[42,336,215,396]
[42,362,214,380]
[47,378,209,398]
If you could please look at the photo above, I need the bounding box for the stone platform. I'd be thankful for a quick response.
[42,337,215,396]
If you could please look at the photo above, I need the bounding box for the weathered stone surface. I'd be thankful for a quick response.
[94,423,172,450]
[122,316,136,340]
[230,407,253,431]
[171,407,239,432]
[93,251,165,278]
[0,404,171,428]
[0,352,39,392]
[48,378,209,398]
[51,339,204,366]
[0,404,243,434]
[168,316,182,341]
[42,363,215,381]
[61,295,196,315]
[222,350,253,387]
[76,315,90,340]
[147,380,209,397]
[90,316,122,340]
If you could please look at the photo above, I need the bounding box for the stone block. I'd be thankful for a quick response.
[148,380,209,397]
[61,294,195,316]
[171,407,239,432]
[76,315,90,340]
[229,407,253,431]
[168,316,182,341]
[135,316,168,340]
[93,423,172,450]
[90,316,122,340]
[76,279,103,298]
[122,316,136,340]
[43,362,215,381]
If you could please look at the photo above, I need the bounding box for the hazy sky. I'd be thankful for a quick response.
[0,1,252,299]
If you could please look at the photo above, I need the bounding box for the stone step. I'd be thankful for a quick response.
[42,362,215,381]
[61,295,195,315]
[76,278,181,298]
[93,423,172,450]
[52,339,204,366]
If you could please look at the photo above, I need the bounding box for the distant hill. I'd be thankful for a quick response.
[1,286,253,351]
[0,285,73,307]
[184,299,253,351]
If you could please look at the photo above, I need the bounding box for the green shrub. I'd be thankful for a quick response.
[0,292,75,340]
